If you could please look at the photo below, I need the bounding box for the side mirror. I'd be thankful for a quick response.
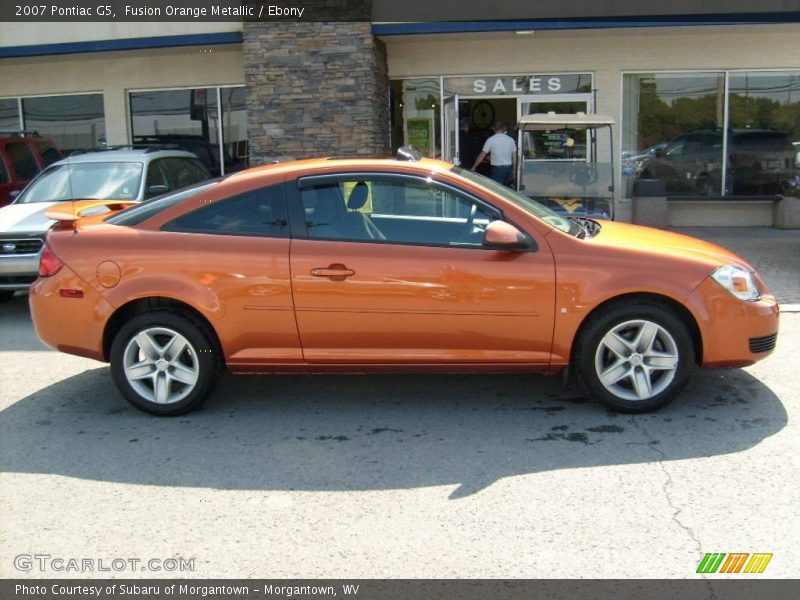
[483,220,530,251]
[147,184,169,196]
[9,190,20,199]
[654,148,664,158]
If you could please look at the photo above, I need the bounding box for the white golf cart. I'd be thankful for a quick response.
[515,112,616,219]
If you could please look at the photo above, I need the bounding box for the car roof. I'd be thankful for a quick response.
[221,157,455,184]
[52,148,199,164]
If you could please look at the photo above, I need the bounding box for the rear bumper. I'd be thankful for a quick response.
[687,277,779,368]
[29,265,113,362]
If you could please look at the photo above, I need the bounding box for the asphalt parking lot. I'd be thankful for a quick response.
[1,290,798,579]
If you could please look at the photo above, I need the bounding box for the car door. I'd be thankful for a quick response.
[288,172,556,364]
[158,182,300,365]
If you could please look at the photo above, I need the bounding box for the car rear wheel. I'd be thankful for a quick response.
[109,311,218,416]
[576,301,694,413]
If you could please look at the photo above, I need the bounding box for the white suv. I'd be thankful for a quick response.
[0,147,210,302]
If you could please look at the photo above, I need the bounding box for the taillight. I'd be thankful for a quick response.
[38,245,64,277]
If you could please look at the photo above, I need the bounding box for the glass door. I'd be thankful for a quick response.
[442,95,459,164]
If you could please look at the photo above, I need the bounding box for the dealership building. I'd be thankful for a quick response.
[1,1,799,225]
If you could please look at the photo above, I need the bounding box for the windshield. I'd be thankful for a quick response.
[16,162,144,204]
[451,166,575,234]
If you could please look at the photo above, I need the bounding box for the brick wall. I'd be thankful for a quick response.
[243,21,389,164]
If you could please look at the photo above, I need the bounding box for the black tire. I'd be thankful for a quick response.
[109,310,219,416]
[0,290,15,303]
[575,300,695,413]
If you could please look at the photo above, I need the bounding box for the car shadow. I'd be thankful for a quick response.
[0,367,786,499]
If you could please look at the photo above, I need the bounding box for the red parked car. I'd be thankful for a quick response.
[0,130,62,207]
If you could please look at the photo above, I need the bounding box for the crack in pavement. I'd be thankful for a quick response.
[629,416,717,600]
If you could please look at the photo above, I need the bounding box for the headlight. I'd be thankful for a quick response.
[711,264,760,301]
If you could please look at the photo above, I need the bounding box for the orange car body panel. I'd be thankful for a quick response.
[29,157,779,374]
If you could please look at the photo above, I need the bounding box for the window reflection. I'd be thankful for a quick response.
[623,71,800,197]
[130,86,247,176]
[22,94,105,153]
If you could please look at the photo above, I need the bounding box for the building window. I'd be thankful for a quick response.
[729,71,800,195]
[21,94,106,154]
[0,98,20,130]
[130,86,248,177]
[390,79,442,159]
[623,71,800,197]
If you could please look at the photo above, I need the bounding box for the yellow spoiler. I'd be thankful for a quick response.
[45,199,138,222]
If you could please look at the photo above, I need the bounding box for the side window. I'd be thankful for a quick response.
[664,138,686,158]
[145,160,170,198]
[683,134,705,154]
[162,157,209,190]
[6,143,39,180]
[162,185,288,237]
[299,177,498,247]
[0,156,8,184]
[180,158,210,183]
[36,141,61,167]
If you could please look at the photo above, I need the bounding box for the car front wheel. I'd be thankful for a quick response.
[109,311,218,416]
[576,301,695,413]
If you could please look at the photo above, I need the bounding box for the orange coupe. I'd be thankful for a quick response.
[29,150,779,415]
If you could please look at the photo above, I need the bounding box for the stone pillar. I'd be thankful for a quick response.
[243,21,390,164]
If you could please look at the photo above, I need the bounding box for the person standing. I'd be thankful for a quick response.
[471,120,516,186]
[458,117,482,173]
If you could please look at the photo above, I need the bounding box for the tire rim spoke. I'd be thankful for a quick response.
[635,322,659,353]
[135,331,160,360]
[601,331,632,358]
[599,361,631,387]
[125,361,156,381]
[645,351,678,370]
[170,362,199,385]
[163,334,188,361]
[632,368,653,400]
[154,372,170,404]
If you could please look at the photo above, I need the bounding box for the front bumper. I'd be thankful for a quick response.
[687,277,780,368]
[0,251,42,289]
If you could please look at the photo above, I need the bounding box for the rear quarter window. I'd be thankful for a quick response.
[36,141,62,166]
[162,184,288,238]
[107,181,218,227]
[6,142,38,180]
[734,133,794,152]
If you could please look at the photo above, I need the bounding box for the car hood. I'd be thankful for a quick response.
[0,202,57,235]
[590,220,752,271]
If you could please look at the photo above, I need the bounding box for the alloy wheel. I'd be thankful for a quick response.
[122,326,200,405]
[594,319,679,401]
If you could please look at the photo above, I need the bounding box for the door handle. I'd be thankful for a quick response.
[310,264,355,280]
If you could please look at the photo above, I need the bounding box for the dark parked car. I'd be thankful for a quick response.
[0,130,62,207]
[637,129,797,195]
[132,134,246,177]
